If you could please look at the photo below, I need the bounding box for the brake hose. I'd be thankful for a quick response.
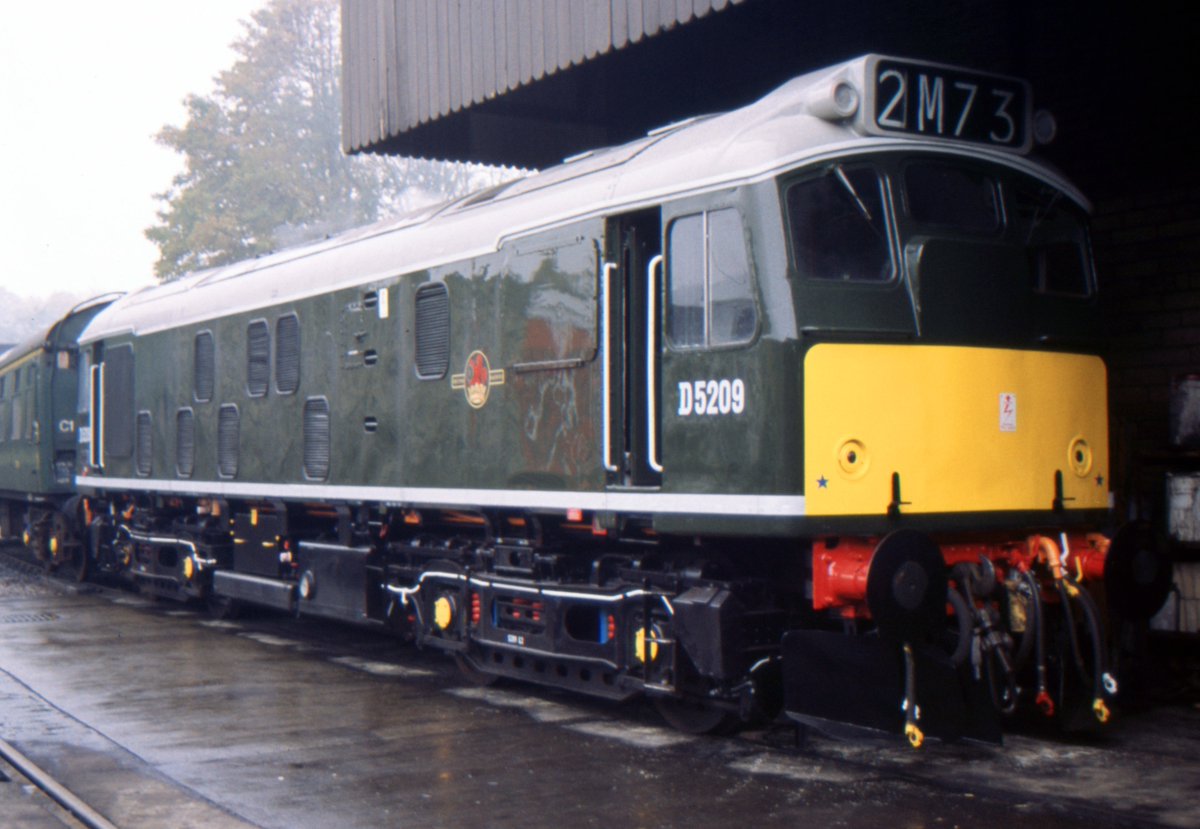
[949,573,1016,713]
[1012,575,1037,671]
[946,587,972,667]
[1023,569,1053,716]
[1058,580,1087,681]
[1065,573,1112,723]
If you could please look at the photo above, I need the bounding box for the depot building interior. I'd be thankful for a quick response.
[340,0,1200,633]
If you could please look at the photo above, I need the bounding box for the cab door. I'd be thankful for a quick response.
[83,341,134,472]
[80,343,103,469]
[656,201,764,504]
[603,209,662,488]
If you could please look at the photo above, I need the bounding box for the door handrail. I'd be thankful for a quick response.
[601,261,618,473]
[646,254,664,474]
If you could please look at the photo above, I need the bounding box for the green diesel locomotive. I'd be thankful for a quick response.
[25,55,1172,741]
[0,295,117,566]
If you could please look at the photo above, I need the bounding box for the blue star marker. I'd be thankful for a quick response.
[817,476,829,489]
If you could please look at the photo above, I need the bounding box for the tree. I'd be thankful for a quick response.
[146,0,504,280]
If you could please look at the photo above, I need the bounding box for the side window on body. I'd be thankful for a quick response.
[26,366,37,440]
[666,207,757,349]
[11,370,24,442]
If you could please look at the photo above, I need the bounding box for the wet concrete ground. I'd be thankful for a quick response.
[1,550,1198,829]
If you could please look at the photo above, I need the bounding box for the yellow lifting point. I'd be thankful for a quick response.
[905,721,925,749]
[1093,697,1111,723]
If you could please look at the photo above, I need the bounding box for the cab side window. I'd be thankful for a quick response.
[666,207,757,348]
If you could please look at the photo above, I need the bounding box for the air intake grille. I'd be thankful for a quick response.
[275,314,300,394]
[303,397,330,480]
[247,320,270,397]
[176,408,195,478]
[135,411,152,476]
[194,331,214,402]
[218,405,239,478]
[414,283,449,379]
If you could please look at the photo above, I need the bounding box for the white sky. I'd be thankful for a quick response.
[0,1,267,302]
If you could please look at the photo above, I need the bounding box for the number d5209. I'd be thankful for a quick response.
[678,379,746,416]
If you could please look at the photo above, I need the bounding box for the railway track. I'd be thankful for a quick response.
[0,545,117,827]
[4,542,1200,828]
[0,737,118,829]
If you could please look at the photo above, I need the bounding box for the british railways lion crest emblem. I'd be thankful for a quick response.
[450,350,506,408]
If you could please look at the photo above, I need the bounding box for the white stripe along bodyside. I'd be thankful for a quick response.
[75,476,806,517]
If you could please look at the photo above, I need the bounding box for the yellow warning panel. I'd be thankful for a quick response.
[804,344,1109,516]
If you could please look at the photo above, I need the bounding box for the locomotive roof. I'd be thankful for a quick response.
[81,54,1085,343]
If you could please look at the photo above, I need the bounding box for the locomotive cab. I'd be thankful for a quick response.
[777,152,1116,742]
[791,153,1109,526]
[736,58,1167,742]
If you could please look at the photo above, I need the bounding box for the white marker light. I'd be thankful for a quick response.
[1034,109,1057,145]
[809,81,860,121]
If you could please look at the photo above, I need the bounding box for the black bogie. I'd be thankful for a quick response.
[360,522,778,710]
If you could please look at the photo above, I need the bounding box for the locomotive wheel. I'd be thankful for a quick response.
[866,530,948,641]
[206,592,242,621]
[46,511,72,573]
[71,544,90,583]
[1104,523,1173,621]
[653,695,738,735]
[454,652,500,687]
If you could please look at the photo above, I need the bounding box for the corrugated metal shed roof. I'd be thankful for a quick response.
[342,0,746,162]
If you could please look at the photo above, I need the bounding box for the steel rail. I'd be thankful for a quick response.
[0,736,120,829]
